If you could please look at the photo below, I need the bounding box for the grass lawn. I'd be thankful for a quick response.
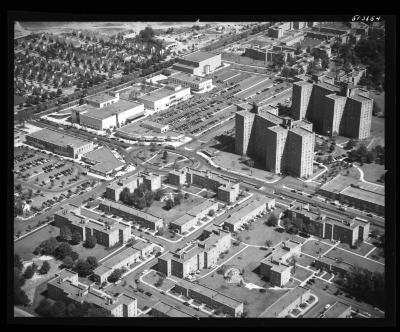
[146,195,206,223]
[370,91,385,114]
[325,248,384,274]
[360,163,386,184]
[296,255,316,269]
[199,272,289,317]
[235,218,302,247]
[14,225,60,261]
[369,116,385,148]
[212,150,280,182]
[367,248,385,264]
[301,240,332,258]
[72,242,122,261]
[292,265,313,282]
[142,270,176,292]
[338,241,376,256]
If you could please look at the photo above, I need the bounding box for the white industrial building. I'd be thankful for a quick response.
[168,71,213,93]
[173,51,222,76]
[137,84,190,112]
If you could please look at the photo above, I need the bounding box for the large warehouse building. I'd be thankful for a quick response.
[173,51,222,76]
[25,128,94,159]
[137,84,190,112]
[72,98,144,131]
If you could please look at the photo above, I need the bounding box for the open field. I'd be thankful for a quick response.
[235,217,302,247]
[369,116,385,148]
[360,163,385,184]
[337,241,376,256]
[14,225,60,261]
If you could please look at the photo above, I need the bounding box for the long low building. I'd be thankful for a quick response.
[222,196,275,232]
[173,51,222,76]
[81,147,124,177]
[168,71,213,93]
[170,200,219,234]
[152,302,194,318]
[137,84,190,112]
[173,279,243,317]
[25,128,94,159]
[318,176,384,215]
[259,286,312,318]
[98,199,163,231]
[47,269,137,317]
[72,99,145,130]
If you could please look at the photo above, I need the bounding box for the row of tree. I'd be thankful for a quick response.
[119,183,155,210]
[347,144,384,165]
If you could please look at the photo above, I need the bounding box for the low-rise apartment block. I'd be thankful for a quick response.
[98,199,163,231]
[168,167,240,204]
[318,175,384,215]
[221,196,275,232]
[260,239,302,287]
[158,228,231,278]
[106,172,162,201]
[286,203,370,246]
[54,204,131,248]
[173,279,243,317]
[259,286,311,318]
[47,269,137,317]
[152,301,194,318]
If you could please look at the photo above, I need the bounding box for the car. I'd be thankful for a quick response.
[324,304,331,310]
[366,213,373,217]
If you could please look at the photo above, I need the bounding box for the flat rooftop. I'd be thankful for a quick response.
[171,213,196,227]
[99,200,163,224]
[152,302,193,317]
[259,286,310,317]
[180,51,220,63]
[82,99,143,120]
[340,186,384,206]
[170,72,212,84]
[83,147,124,174]
[224,196,269,227]
[139,86,189,103]
[141,120,169,129]
[85,93,118,104]
[107,173,141,190]
[94,247,139,275]
[187,199,215,217]
[176,279,243,309]
[26,128,91,149]
[289,126,314,136]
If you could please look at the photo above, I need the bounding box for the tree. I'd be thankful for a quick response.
[165,198,174,210]
[60,225,72,242]
[23,265,35,279]
[162,150,168,160]
[266,213,278,227]
[84,234,97,248]
[14,268,29,306]
[71,230,83,245]
[86,256,98,270]
[107,268,123,283]
[37,237,59,256]
[366,150,377,163]
[36,298,52,316]
[265,240,273,248]
[154,189,165,201]
[74,259,92,277]
[14,254,24,271]
[49,300,67,317]
[62,256,74,269]
[55,242,73,260]
[39,261,51,274]
[208,209,215,217]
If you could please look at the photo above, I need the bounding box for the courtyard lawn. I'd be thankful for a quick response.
[235,217,303,247]
[142,270,176,292]
[301,240,332,258]
[337,241,376,256]
[199,272,289,317]
[146,195,206,223]
[360,163,386,184]
[72,242,123,261]
[296,255,317,269]
[292,265,313,282]
[14,225,60,261]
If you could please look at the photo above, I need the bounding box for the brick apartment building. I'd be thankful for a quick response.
[98,199,163,231]
[158,228,231,278]
[235,103,315,178]
[47,269,137,317]
[260,239,302,287]
[286,203,370,246]
[54,204,131,248]
[172,279,243,317]
[168,167,240,204]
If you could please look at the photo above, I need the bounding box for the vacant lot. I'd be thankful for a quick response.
[301,240,332,258]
